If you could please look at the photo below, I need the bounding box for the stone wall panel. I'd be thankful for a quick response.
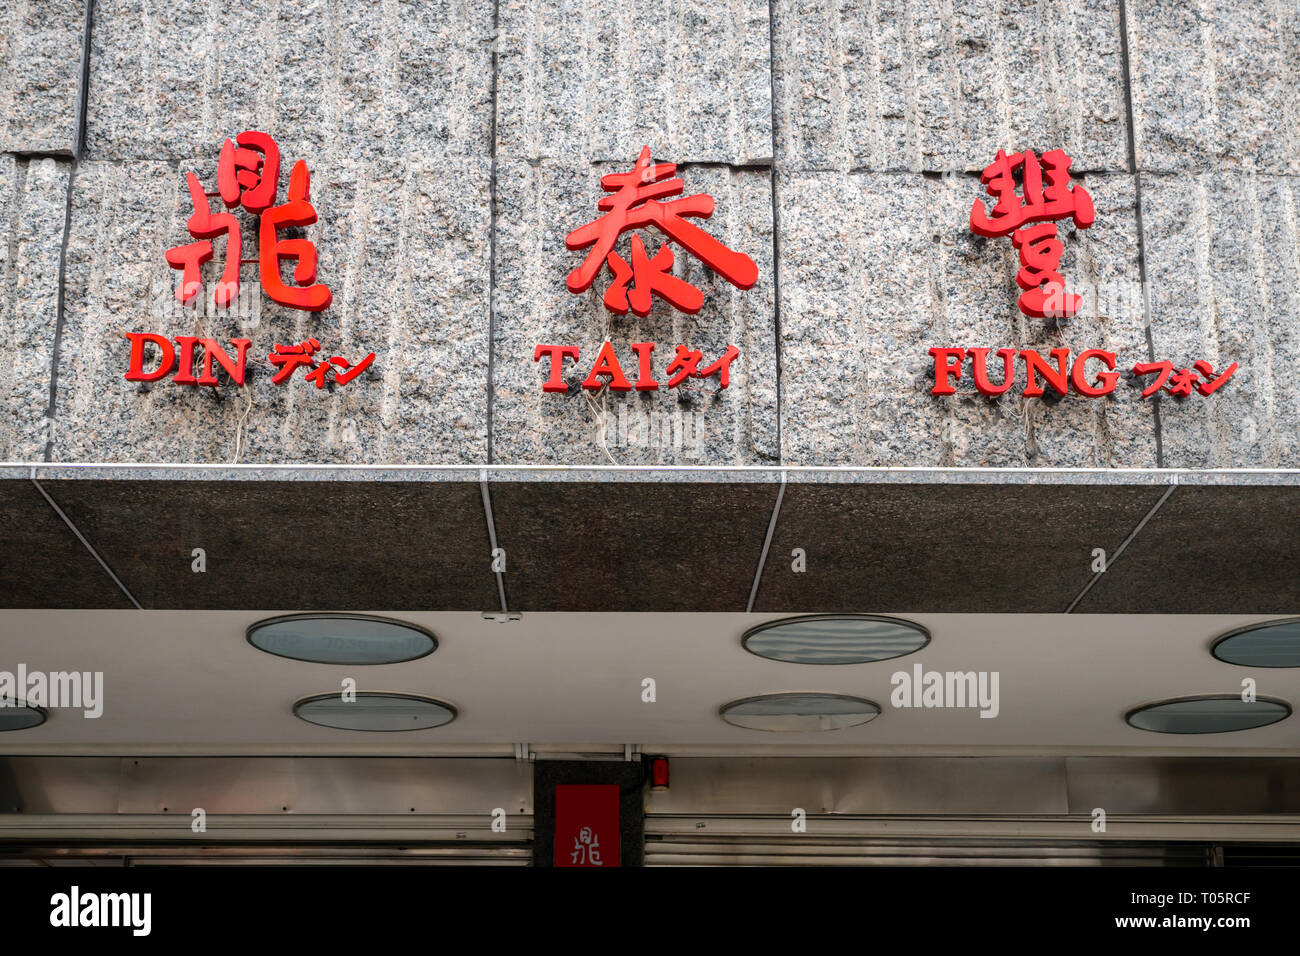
[778,170,1157,466]
[774,0,1129,173]
[497,0,773,165]
[0,156,71,459]
[0,0,86,154]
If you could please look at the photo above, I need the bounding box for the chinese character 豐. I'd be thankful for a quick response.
[970,148,1094,320]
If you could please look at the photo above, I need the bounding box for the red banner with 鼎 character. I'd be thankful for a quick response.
[553,784,620,868]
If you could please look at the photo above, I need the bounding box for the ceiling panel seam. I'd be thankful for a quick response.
[480,469,508,613]
[1064,480,1178,613]
[28,473,142,609]
[746,469,786,612]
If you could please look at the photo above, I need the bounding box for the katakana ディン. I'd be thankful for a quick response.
[267,339,374,388]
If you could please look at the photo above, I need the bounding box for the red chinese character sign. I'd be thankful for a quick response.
[167,130,332,312]
[537,147,751,394]
[566,146,758,316]
[927,146,1240,403]
[970,148,1093,319]
[128,132,374,392]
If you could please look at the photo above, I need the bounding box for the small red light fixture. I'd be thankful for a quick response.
[649,756,669,791]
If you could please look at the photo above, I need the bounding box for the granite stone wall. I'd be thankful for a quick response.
[0,0,1294,467]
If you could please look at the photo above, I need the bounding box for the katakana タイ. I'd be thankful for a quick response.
[566,146,758,315]
[665,344,740,389]
[970,148,1094,320]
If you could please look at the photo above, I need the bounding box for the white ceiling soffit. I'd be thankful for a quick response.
[1,609,1298,757]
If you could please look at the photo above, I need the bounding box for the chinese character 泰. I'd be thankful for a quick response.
[566,146,758,316]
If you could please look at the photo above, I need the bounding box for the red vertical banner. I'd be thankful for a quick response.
[553,784,621,867]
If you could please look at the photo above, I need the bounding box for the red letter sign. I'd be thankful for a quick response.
[124,333,176,382]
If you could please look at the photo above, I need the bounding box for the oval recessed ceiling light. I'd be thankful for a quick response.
[293,692,456,732]
[719,693,880,732]
[742,614,930,665]
[1126,695,1291,734]
[1212,618,1300,667]
[0,701,45,732]
[248,614,436,665]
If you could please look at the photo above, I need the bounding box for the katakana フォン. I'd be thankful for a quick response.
[1132,359,1238,398]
